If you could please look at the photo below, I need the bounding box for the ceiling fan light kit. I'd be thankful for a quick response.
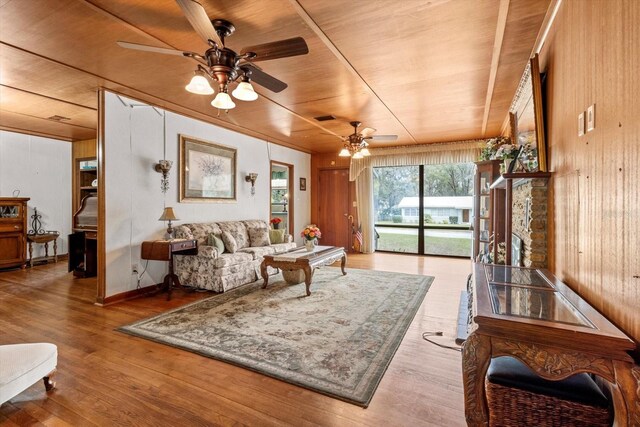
[118,0,308,111]
[337,121,397,158]
[211,91,236,110]
[185,70,215,95]
[232,81,258,101]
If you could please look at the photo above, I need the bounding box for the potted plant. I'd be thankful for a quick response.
[270,217,282,229]
[300,224,321,251]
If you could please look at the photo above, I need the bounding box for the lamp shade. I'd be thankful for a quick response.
[360,147,371,156]
[211,92,236,109]
[159,207,179,221]
[352,151,364,159]
[185,72,214,95]
[232,81,258,101]
[338,148,351,157]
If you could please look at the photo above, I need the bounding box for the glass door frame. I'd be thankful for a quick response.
[374,164,472,258]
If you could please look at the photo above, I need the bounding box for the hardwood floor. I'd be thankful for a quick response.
[0,254,470,426]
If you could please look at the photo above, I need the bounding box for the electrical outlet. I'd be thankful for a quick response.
[132,263,139,275]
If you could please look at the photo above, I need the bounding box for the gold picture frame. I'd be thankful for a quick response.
[509,54,547,172]
[179,135,236,202]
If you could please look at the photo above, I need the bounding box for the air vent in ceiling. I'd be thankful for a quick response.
[46,115,71,122]
[314,115,336,122]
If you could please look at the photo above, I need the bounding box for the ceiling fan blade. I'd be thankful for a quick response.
[241,37,309,62]
[360,127,376,137]
[175,0,224,48]
[369,134,398,141]
[241,64,287,93]
[117,41,194,57]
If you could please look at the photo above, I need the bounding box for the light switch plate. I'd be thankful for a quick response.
[587,104,595,131]
[578,112,585,136]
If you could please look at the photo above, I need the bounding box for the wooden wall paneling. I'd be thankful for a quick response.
[542,0,640,345]
[96,90,106,305]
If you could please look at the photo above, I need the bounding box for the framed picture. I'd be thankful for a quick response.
[179,135,236,202]
[299,177,306,191]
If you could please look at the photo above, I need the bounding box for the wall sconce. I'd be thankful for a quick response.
[154,160,173,193]
[245,173,258,195]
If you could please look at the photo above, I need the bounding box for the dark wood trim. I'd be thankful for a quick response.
[96,89,106,304]
[97,284,158,306]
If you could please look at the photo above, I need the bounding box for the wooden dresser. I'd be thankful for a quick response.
[0,197,30,269]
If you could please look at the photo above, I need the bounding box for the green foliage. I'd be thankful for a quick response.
[424,214,434,223]
[423,163,475,197]
[441,219,449,224]
[392,215,403,223]
[449,216,459,224]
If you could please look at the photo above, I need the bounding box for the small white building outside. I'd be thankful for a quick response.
[397,196,473,224]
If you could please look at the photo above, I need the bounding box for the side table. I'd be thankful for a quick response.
[26,232,60,268]
[140,239,198,300]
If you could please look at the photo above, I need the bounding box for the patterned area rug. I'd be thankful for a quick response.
[118,267,433,407]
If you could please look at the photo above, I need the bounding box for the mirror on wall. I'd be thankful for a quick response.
[270,162,293,234]
[509,53,547,172]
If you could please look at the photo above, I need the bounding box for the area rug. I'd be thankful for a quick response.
[118,267,433,407]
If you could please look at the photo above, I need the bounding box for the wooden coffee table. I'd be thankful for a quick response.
[261,246,347,296]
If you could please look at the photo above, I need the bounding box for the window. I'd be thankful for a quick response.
[373,163,474,257]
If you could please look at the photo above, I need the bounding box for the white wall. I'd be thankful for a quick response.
[0,130,72,257]
[104,92,311,297]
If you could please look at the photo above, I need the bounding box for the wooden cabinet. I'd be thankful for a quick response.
[0,197,30,269]
[74,158,97,211]
[472,160,503,262]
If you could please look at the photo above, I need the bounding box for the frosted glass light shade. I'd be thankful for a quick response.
[338,148,351,157]
[352,151,364,159]
[360,147,371,156]
[211,92,236,110]
[232,82,258,101]
[185,73,214,95]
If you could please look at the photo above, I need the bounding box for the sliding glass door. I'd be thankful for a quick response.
[373,163,473,257]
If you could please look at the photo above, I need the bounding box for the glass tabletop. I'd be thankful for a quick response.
[488,283,594,328]
[484,264,553,289]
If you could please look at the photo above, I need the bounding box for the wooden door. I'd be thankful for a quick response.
[317,169,352,250]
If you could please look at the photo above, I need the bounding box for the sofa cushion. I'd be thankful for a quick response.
[207,233,225,254]
[221,231,238,253]
[218,221,250,249]
[248,227,270,247]
[176,223,222,246]
[239,246,276,260]
[213,252,253,268]
[269,229,285,244]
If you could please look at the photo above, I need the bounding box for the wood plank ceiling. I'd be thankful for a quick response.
[0,0,551,152]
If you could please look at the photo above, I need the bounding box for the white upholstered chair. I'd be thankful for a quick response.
[0,343,57,404]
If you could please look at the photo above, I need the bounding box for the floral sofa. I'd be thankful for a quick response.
[173,220,296,292]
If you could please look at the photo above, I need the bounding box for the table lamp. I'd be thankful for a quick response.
[159,207,179,240]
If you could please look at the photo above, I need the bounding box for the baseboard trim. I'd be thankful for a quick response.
[97,284,157,306]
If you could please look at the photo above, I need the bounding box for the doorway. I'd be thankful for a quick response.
[270,162,294,235]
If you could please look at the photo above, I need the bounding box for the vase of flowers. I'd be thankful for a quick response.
[270,217,282,229]
[301,224,321,251]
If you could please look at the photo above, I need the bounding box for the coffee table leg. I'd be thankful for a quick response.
[261,262,269,289]
[304,266,313,296]
[341,252,347,275]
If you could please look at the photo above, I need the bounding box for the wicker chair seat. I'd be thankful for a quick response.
[486,356,612,427]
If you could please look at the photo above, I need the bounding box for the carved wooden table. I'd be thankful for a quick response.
[463,263,639,426]
[261,245,346,296]
[141,239,198,300]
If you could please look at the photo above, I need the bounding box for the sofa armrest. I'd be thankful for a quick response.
[197,245,219,258]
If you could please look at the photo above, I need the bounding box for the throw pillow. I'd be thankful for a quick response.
[221,230,238,253]
[248,227,270,247]
[207,233,225,254]
[269,229,285,244]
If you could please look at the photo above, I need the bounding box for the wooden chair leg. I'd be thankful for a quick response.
[43,369,56,392]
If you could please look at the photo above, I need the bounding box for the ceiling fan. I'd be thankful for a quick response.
[338,121,398,158]
[117,0,309,110]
